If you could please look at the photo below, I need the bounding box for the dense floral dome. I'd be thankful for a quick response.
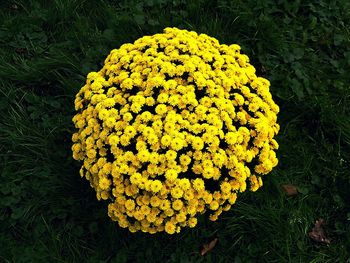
[71,27,280,234]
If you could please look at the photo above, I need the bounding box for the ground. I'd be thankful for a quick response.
[0,0,349,262]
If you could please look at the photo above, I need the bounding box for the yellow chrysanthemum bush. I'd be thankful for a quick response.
[72,27,280,234]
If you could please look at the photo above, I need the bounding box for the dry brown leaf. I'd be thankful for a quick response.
[15,48,27,54]
[200,238,218,256]
[308,219,331,244]
[281,184,298,196]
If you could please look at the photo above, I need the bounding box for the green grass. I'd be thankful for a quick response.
[1,0,350,262]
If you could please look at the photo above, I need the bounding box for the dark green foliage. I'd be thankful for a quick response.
[0,0,349,262]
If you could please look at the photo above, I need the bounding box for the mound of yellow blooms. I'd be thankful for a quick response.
[72,27,280,234]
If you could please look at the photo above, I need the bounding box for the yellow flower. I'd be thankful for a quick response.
[213,153,226,167]
[155,104,167,115]
[164,208,174,217]
[130,172,142,185]
[149,152,159,164]
[119,134,130,146]
[99,177,111,190]
[192,163,203,174]
[90,81,103,91]
[124,126,136,137]
[165,221,176,234]
[176,213,186,223]
[179,154,191,166]
[178,178,190,190]
[157,93,169,103]
[225,132,237,145]
[148,135,159,146]
[134,211,145,221]
[171,137,184,151]
[103,98,116,108]
[209,200,219,210]
[98,109,109,120]
[150,196,161,207]
[187,217,197,228]
[165,169,178,181]
[213,191,221,200]
[137,149,150,162]
[165,150,177,160]
[220,181,231,193]
[135,139,147,151]
[163,122,175,132]
[108,135,120,146]
[192,137,204,151]
[168,94,180,106]
[100,191,109,200]
[159,200,171,210]
[188,113,198,124]
[151,180,163,193]
[234,93,245,105]
[120,78,134,89]
[130,103,142,113]
[161,135,172,146]
[104,117,116,128]
[140,205,151,215]
[73,27,279,235]
[192,151,202,160]
[142,127,154,138]
[119,163,129,174]
[172,199,183,211]
[228,193,237,204]
[202,167,214,179]
[86,148,96,159]
[193,178,205,192]
[125,199,135,211]
[145,96,155,106]
[102,163,112,174]
[122,112,133,122]
[171,186,184,199]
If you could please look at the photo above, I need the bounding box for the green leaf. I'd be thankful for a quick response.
[148,19,159,26]
[110,249,128,263]
[290,78,304,99]
[134,14,145,25]
[334,34,344,46]
[11,208,25,220]
[297,186,309,195]
[24,93,39,104]
[309,16,317,29]
[103,29,115,39]
[344,51,350,65]
[89,222,98,234]
[293,48,304,60]
[0,97,8,110]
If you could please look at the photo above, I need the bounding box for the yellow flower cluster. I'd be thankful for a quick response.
[72,27,280,234]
